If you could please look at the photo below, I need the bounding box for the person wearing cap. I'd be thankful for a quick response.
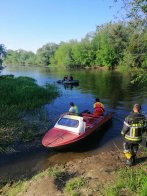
[121,104,147,166]
[69,102,78,115]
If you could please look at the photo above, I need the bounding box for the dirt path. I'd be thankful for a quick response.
[19,148,146,196]
[21,150,120,195]
[1,146,146,196]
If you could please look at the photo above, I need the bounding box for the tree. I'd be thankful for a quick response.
[92,23,129,69]
[0,44,7,66]
[4,49,18,65]
[36,43,58,66]
[71,38,95,68]
[25,51,36,65]
[4,49,36,66]
[115,0,147,84]
[50,41,76,68]
[115,0,147,28]
[126,31,147,68]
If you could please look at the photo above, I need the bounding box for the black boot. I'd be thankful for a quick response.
[132,155,136,164]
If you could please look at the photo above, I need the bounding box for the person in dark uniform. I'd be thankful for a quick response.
[63,75,68,81]
[69,75,73,81]
[121,103,147,166]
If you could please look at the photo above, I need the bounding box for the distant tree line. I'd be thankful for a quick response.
[3,21,147,69]
[4,43,58,67]
[2,0,147,70]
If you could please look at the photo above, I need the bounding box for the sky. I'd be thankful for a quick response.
[0,0,123,52]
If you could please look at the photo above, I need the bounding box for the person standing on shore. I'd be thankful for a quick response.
[121,103,147,166]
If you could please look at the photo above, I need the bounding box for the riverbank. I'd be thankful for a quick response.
[1,146,147,196]
[0,75,59,153]
[0,71,147,195]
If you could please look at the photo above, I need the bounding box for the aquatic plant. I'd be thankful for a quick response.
[0,75,59,152]
[0,75,59,110]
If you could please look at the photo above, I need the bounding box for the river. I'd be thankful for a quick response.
[0,65,147,182]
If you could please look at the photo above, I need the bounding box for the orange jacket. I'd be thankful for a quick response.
[93,102,104,117]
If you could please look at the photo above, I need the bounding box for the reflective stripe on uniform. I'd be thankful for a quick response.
[125,135,142,141]
[124,121,130,127]
[132,128,135,137]
[124,122,144,128]
[131,123,144,128]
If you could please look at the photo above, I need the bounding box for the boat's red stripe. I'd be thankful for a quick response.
[42,112,113,147]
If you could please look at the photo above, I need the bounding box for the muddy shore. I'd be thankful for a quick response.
[1,142,147,196]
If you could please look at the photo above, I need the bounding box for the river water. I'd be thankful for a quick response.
[0,65,147,181]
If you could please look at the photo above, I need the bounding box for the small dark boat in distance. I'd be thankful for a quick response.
[42,112,113,149]
[57,79,79,85]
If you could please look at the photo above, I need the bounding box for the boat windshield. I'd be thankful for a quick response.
[58,118,79,128]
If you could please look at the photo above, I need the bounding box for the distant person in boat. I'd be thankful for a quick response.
[121,103,147,166]
[69,102,78,115]
[93,98,104,117]
[63,75,68,81]
[69,75,73,81]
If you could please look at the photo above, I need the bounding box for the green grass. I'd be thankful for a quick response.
[0,75,59,110]
[32,170,47,180]
[1,165,147,196]
[1,180,29,196]
[64,176,86,196]
[47,167,64,178]
[0,75,59,152]
[104,166,147,196]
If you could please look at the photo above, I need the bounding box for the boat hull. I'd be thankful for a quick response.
[57,80,79,85]
[47,121,112,151]
[42,112,113,149]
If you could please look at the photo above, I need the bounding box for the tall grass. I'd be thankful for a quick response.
[0,75,59,110]
[104,166,147,196]
[0,75,59,152]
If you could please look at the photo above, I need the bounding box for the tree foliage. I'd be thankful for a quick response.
[3,0,147,71]
[0,44,7,66]
[4,21,147,70]
[115,0,147,28]
[36,43,58,66]
[114,0,147,83]
[4,49,36,66]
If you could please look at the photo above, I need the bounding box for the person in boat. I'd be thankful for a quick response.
[63,75,68,81]
[121,103,147,166]
[69,102,78,115]
[69,75,73,81]
[93,98,105,117]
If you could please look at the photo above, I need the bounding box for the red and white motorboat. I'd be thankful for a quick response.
[42,112,113,148]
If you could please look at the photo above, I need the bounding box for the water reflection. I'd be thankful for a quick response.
[63,83,79,90]
[1,65,147,139]
[1,65,147,133]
